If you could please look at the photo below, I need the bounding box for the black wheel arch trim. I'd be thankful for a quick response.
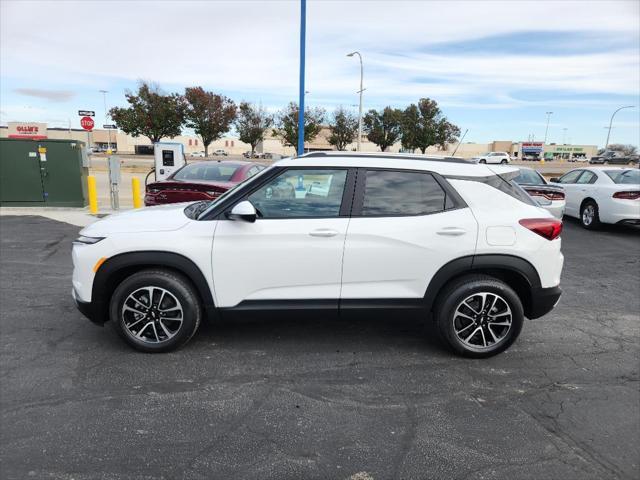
[424,254,542,314]
[91,251,216,324]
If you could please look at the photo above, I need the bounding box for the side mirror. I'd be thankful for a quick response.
[550,177,560,183]
[227,200,257,223]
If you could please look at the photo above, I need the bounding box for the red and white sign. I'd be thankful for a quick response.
[80,116,94,131]
[7,122,48,140]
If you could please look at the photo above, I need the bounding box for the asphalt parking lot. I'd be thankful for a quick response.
[1,215,638,480]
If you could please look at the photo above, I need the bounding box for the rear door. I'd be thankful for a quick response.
[340,168,478,301]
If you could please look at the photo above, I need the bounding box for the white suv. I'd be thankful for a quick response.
[474,152,511,164]
[72,152,564,357]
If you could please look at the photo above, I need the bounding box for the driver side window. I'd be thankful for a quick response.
[247,169,348,218]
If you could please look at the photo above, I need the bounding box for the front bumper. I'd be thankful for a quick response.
[72,288,106,326]
[528,285,562,319]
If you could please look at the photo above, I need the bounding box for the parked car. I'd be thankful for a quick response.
[73,152,563,357]
[144,161,266,206]
[513,167,565,219]
[550,167,640,229]
[472,152,511,164]
[589,150,638,165]
[242,151,252,158]
[190,151,206,158]
[212,149,228,156]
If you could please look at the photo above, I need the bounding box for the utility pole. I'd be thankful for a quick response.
[99,90,112,152]
[543,111,553,144]
[562,128,568,145]
[347,51,364,151]
[297,0,306,156]
[605,105,634,149]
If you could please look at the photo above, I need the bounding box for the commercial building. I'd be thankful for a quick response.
[0,122,597,160]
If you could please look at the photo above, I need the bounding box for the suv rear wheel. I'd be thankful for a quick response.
[434,275,524,358]
[110,269,202,353]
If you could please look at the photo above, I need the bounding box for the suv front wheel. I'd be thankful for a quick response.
[434,275,524,358]
[110,269,202,353]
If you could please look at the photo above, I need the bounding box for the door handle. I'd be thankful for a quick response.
[436,227,466,236]
[309,229,339,237]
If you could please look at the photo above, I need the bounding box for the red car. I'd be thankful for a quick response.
[145,161,265,206]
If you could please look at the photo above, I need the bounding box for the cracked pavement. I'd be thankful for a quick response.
[1,215,638,480]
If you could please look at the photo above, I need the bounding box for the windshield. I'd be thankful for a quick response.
[195,165,274,220]
[605,169,640,185]
[514,169,544,185]
[173,162,241,182]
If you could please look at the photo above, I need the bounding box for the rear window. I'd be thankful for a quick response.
[605,169,640,185]
[361,170,448,216]
[514,169,544,185]
[173,162,240,181]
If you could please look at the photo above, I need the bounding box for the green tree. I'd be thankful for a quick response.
[400,98,460,154]
[435,119,461,151]
[235,102,273,156]
[184,87,236,156]
[109,82,185,144]
[328,107,358,151]
[273,102,325,150]
[363,107,403,151]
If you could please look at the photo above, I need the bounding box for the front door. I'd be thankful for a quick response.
[211,168,353,308]
[556,169,585,216]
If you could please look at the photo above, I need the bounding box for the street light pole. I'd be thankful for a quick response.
[99,90,112,152]
[562,128,568,145]
[543,111,553,144]
[347,51,364,151]
[605,105,634,149]
[297,0,306,156]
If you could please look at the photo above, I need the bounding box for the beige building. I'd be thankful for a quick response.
[0,122,597,160]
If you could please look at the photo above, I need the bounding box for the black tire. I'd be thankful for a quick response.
[434,274,524,358]
[500,159,508,164]
[580,200,601,230]
[479,159,486,164]
[110,269,202,353]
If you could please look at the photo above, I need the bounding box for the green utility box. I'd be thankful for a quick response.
[0,138,89,207]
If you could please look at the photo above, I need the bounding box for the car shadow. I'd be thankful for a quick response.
[194,308,451,357]
[563,216,640,236]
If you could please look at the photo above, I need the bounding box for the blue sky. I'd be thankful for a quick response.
[1,0,639,147]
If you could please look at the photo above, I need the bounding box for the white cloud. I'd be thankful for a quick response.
[2,1,639,103]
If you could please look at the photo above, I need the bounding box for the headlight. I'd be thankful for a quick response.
[73,235,105,245]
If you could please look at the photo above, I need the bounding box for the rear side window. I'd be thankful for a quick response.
[362,170,448,216]
[449,174,537,206]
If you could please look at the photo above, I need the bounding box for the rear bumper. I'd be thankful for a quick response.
[528,285,562,319]
[72,288,106,326]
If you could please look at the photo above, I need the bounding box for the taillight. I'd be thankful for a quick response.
[612,191,640,200]
[519,218,563,240]
[526,188,565,201]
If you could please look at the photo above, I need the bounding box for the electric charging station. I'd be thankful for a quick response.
[153,143,185,181]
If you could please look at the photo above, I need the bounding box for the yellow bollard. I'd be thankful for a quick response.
[132,177,142,209]
[87,175,98,214]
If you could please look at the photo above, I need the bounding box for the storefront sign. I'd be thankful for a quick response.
[7,122,48,140]
[521,142,544,153]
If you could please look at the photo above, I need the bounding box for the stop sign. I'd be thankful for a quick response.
[80,116,94,131]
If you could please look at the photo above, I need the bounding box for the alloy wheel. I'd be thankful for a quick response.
[121,286,184,344]
[452,292,512,350]
[582,205,595,226]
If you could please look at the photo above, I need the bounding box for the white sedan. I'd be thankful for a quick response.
[550,167,640,229]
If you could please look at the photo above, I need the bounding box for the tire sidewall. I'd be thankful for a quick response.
[580,201,600,230]
[437,279,524,358]
[110,271,201,353]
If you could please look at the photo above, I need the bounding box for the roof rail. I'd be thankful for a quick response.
[298,151,474,164]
